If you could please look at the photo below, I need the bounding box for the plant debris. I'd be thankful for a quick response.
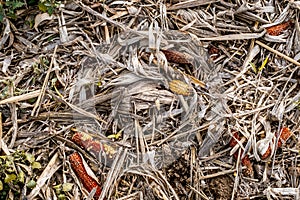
[0,0,299,199]
[69,152,102,199]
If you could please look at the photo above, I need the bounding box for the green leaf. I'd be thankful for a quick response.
[0,5,4,22]
[62,183,73,192]
[27,180,36,189]
[47,6,54,15]
[51,78,58,87]
[4,173,17,183]
[5,160,14,173]
[6,10,17,19]
[27,97,37,103]
[27,0,39,6]
[47,34,59,41]
[249,62,257,73]
[58,194,66,200]
[28,19,34,28]
[38,2,48,13]
[0,180,3,191]
[258,56,269,72]
[18,170,25,183]
[13,150,25,162]
[25,153,35,163]
[12,1,25,10]
[6,155,14,162]
[295,100,300,110]
[53,184,62,194]
[6,1,25,10]
[31,161,42,169]
[0,156,7,160]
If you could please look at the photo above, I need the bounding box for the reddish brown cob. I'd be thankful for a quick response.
[266,21,293,36]
[69,152,102,199]
[261,127,292,160]
[161,49,194,64]
[72,132,104,155]
[71,131,116,159]
[229,131,253,177]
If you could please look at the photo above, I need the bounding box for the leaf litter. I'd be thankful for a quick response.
[0,1,299,199]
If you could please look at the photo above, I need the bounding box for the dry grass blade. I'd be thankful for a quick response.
[76,1,129,31]
[199,168,238,180]
[48,90,107,124]
[168,0,220,10]
[116,192,141,200]
[198,31,266,41]
[100,148,127,200]
[0,90,41,105]
[256,40,300,66]
[27,152,60,199]
[31,45,58,117]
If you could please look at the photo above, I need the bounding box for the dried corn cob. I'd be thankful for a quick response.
[266,21,293,36]
[72,131,116,159]
[169,79,193,96]
[69,152,102,199]
[161,49,194,64]
[261,127,292,160]
[229,131,253,177]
